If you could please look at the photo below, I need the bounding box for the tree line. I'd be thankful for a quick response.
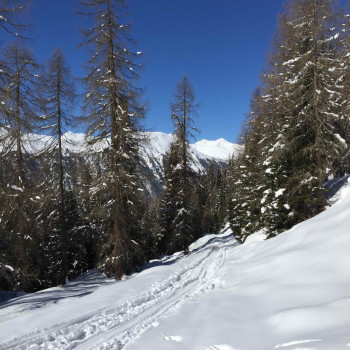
[1,0,350,294]
[0,0,228,292]
[228,0,350,242]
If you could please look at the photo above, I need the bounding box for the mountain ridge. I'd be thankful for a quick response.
[0,128,242,197]
[0,128,242,161]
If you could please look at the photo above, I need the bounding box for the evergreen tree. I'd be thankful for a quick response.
[158,140,182,254]
[228,89,266,242]
[0,41,40,291]
[266,0,344,221]
[38,47,77,284]
[212,167,228,233]
[230,0,348,241]
[161,75,199,255]
[335,10,350,175]
[0,0,28,37]
[79,0,145,279]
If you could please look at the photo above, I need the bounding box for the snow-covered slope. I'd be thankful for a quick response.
[0,128,240,162]
[192,138,241,161]
[139,132,241,194]
[0,128,240,196]
[1,178,350,349]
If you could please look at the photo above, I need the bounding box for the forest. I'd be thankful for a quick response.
[1,0,350,295]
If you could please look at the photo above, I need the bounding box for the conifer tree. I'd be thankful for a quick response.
[0,41,40,291]
[230,0,348,242]
[79,0,145,279]
[335,11,350,174]
[200,163,216,234]
[266,0,344,220]
[228,88,266,241]
[0,0,28,37]
[158,140,182,254]
[212,167,228,233]
[38,47,79,285]
[160,75,199,254]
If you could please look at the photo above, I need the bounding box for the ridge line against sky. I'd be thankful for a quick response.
[13,0,285,142]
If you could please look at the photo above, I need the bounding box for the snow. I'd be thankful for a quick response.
[141,132,241,165]
[138,132,241,182]
[4,265,14,272]
[0,129,240,194]
[2,180,350,349]
[192,138,242,161]
[335,133,347,147]
[282,56,301,66]
[0,231,236,350]
[0,128,239,164]
[8,185,23,192]
[275,188,286,197]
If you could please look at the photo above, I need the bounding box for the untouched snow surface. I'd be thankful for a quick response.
[1,181,350,349]
[192,138,241,161]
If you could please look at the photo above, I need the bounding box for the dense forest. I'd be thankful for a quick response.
[1,0,350,294]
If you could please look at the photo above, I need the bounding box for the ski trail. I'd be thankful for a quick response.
[1,234,236,350]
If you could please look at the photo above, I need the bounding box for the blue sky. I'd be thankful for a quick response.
[24,0,284,142]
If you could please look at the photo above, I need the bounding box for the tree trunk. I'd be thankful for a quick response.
[15,77,25,264]
[182,84,189,255]
[106,0,124,280]
[57,59,68,282]
[312,0,326,208]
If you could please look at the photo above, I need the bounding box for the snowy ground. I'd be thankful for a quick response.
[1,179,350,349]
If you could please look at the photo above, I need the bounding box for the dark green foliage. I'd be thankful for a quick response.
[228,0,350,242]
[158,75,203,255]
[37,191,96,287]
[79,0,146,280]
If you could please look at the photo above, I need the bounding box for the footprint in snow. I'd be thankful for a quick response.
[274,339,321,348]
[163,335,183,342]
[196,345,238,350]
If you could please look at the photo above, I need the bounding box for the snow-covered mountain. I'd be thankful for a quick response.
[0,128,241,161]
[0,129,242,196]
[1,177,350,349]
[139,132,241,194]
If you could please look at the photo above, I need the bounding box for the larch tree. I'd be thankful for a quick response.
[163,74,199,255]
[0,41,40,291]
[0,0,30,291]
[0,0,29,129]
[38,47,80,285]
[79,0,145,280]
[0,0,28,37]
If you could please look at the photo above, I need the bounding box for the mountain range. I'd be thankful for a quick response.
[0,129,242,196]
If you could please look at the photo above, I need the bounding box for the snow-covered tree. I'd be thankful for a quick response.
[228,88,267,241]
[230,0,349,241]
[79,0,145,279]
[0,0,28,37]
[164,75,199,254]
[266,0,346,219]
[0,41,41,291]
[36,47,86,285]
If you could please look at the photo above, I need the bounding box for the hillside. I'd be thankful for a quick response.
[1,178,349,349]
[0,128,242,196]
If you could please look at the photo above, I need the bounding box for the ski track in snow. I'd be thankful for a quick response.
[1,235,236,350]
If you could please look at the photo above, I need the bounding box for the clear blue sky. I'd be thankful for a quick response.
[24,0,284,142]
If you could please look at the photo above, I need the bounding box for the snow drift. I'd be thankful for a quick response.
[1,179,350,349]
